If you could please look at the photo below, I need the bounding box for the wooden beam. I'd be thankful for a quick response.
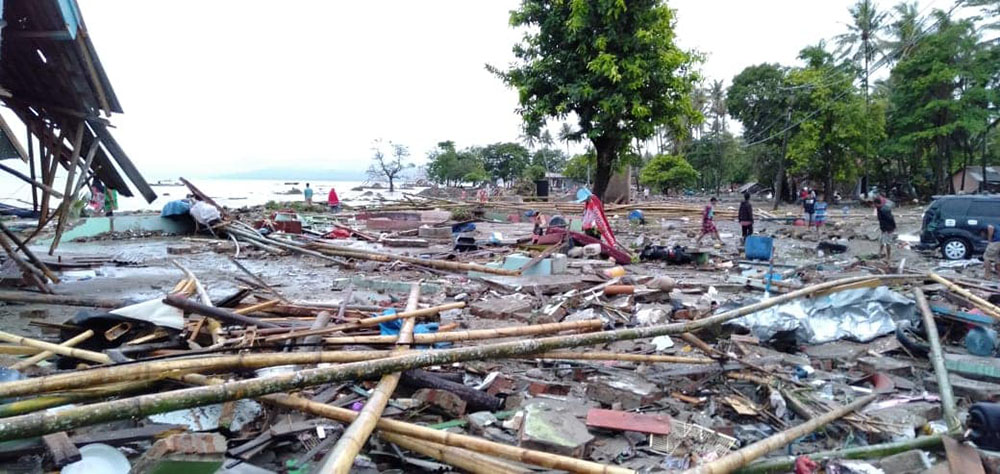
[75,33,112,116]
[0,162,63,199]
[88,120,156,203]
[49,122,86,255]
[5,30,73,41]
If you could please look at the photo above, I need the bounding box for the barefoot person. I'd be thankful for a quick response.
[304,183,314,205]
[875,197,896,262]
[697,197,722,245]
[738,192,754,244]
[985,224,1000,280]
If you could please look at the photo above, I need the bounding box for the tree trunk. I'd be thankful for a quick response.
[591,137,618,199]
[388,176,395,193]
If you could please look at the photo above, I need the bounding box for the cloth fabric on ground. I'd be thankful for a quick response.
[727,286,916,344]
[190,201,222,225]
[160,200,192,218]
[582,195,616,247]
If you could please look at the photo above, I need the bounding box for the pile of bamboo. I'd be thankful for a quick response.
[0,270,987,473]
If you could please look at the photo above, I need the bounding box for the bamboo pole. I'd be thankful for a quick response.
[0,350,391,399]
[0,161,63,198]
[263,393,632,474]
[379,431,530,474]
[10,330,93,370]
[233,299,280,315]
[524,351,713,364]
[301,286,349,350]
[322,319,602,345]
[735,435,944,474]
[163,295,281,329]
[928,272,1000,321]
[0,275,918,441]
[0,329,111,364]
[913,288,960,432]
[267,302,465,343]
[0,345,42,356]
[224,226,350,267]
[683,394,877,474]
[319,284,421,474]
[306,241,522,276]
[0,380,153,418]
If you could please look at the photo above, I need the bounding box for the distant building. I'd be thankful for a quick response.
[952,166,1000,194]
[543,172,575,191]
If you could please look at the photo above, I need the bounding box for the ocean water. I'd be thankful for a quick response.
[0,173,424,213]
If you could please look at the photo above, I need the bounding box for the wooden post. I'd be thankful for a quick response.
[0,233,50,293]
[0,162,64,200]
[0,221,59,284]
[27,129,37,212]
[317,284,420,474]
[49,122,86,255]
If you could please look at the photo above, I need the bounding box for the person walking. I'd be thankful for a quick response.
[697,197,722,245]
[304,183,314,205]
[985,224,1000,280]
[803,190,816,227]
[738,192,754,244]
[814,196,828,233]
[875,197,896,262]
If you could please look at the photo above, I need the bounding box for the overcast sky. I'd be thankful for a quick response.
[70,0,935,180]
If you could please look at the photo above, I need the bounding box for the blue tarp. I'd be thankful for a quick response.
[160,200,191,218]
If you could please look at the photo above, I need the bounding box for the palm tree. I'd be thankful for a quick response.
[558,123,575,156]
[836,0,888,197]
[884,2,923,64]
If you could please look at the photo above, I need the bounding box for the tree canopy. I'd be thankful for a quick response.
[491,0,701,199]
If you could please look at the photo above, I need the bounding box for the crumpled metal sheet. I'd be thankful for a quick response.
[728,287,916,344]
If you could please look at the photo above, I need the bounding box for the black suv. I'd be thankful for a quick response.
[919,195,1000,260]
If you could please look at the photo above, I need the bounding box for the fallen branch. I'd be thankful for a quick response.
[321,319,603,345]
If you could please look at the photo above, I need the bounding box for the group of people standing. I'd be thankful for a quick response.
[695,190,899,263]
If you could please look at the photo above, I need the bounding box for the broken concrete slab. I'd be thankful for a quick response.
[858,356,913,376]
[519,399,594,457]
[926,374,1000,401]
[585,408,672,435]
[470,298,532,320]
[586,375,663,410]
[414,388,467,417]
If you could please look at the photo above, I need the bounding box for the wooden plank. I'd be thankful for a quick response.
[0,162,64,198]
[943,435,985,474]
[41,432,80,467]
[75,33,112,116]
[585,408,672,435]
[49,121,86,255]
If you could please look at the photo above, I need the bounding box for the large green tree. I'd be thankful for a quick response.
[727,63,792,204]
[491,0,701,199]
[639,154,698,195]
[480,142,530,186]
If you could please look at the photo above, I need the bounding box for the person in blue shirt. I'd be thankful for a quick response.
[304,183,314,205]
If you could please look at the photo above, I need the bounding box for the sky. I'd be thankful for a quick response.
[53,0,939,180]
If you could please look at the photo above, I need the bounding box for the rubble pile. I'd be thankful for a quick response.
[0,183,999,473]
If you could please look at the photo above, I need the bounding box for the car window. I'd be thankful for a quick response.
[968,200,1000,218]
[939,199,970,216]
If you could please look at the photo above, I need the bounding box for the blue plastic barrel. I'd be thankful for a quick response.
[966,326,998,357]
[745,235,774,261]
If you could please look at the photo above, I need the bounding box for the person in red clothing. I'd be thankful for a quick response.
[328,187,340,212]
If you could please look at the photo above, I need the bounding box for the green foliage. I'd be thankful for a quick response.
[480,142,530,186]
[563,150,596,183]
[640,154,699,194]
[524,164,546,181]
[426,141,490,186]
[491,0,701,198]
[531,148,568,172]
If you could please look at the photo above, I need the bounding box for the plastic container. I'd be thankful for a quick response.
[966,326,997,357]
[744,235,774,261]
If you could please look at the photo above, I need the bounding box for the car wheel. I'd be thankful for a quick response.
[941,238,970,260]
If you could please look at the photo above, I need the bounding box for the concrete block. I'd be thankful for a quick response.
[470,298,532,320]
[418,226,452,239]
[519,400,593,457]
[414,388,467,417]
[131,433,226,474]
[586,375,662,410]
[857,356,912,376]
